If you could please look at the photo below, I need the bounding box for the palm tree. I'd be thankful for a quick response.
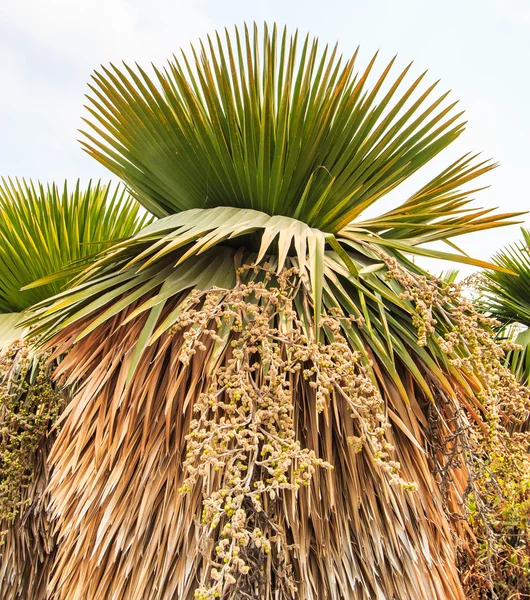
[481,228,530,385]
[0,179,149,600]
[29,24,528,600]
[456,230,530,599]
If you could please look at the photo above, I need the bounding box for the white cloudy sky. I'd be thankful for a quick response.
[1,0,529,273]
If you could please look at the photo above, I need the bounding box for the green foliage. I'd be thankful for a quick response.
[82,23,521,243]
[482,228,530,329]
[0,178,152,314]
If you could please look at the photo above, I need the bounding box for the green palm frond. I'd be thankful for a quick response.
[0,178,152,316]
[81,23,522,240]
[439,269,459,284]
[58,21,522,361]
[482,228,530,384]
[482,228,530,329]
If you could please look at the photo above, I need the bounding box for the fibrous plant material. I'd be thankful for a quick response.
[42,263,464,600]
[0,180,150,599]
[36,252,529,600]
[0,341,63,600]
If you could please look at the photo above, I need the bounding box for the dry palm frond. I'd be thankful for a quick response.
[35,245,528,600]
[44,269,466,600]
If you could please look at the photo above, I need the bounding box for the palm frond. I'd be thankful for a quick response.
[505,327,530,385]
[0,178,152,315]
[481,228,530,384]
[482,228,530,329]
[81,23,522,241]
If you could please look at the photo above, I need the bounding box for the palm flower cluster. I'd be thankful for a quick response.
[0,343,62,524]
[176,267,420,599]
[0,341,62,600]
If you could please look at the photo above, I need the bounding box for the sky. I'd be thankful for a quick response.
[1,0,529,275]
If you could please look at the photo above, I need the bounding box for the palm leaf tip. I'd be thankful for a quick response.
[81,22,518,242]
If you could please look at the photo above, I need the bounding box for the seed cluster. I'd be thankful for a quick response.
[174,267,412,599]
[0,340,62,528]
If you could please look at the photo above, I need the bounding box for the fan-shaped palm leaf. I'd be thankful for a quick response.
[81,24,520,239]
[0,178,151,344]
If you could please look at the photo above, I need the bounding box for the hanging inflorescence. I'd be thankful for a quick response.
[174,267,415,599]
